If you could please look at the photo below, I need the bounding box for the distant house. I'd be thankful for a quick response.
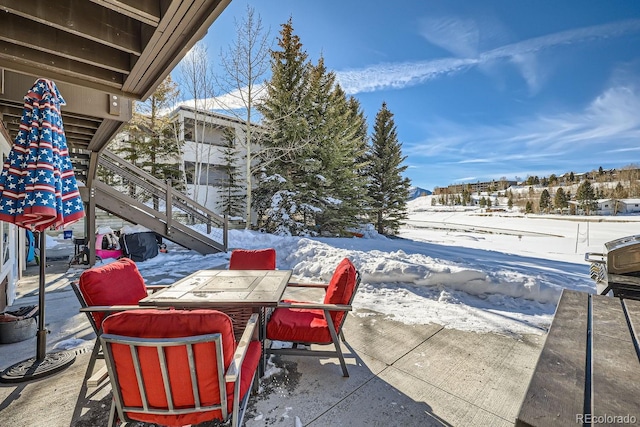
[434,179,517,195]
[595,199,615,215]
[587,198,640,215]
[621,199,640,214]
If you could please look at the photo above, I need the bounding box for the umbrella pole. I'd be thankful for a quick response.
[36,231,47,361]
[0,79,81,382]
[0,230,75,383]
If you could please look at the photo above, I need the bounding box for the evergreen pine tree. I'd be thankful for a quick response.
[306,59,369,234]
[366,102,411,235]
[576,180,597,215]
[525,201,533,213]
[217,127,246,217]
[113,76,183,206]
[255,20,369,236]
[539,189,551,213]
[554,187,568,213]
[254,19,311,235]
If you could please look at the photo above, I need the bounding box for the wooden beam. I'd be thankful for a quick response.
[142,0,230,99]
[64,133,94,144]
[128,0,231,99]
[86,151,100,193]
[0,105,22,123]
[87,118,128,153]
[0,111,11,143]
[0,14,132,74]
[62,124,100,138]
[90,0,162,27]
[0,44,126,93]
[0,0,144,55]
[62,115,102,128]
[124,0,186,94]
[0,71,131,121]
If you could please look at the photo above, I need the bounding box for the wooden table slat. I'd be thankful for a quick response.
[591,296,640,420]
[623,298,640,347]
[516,290,589,427]
[517,290,640,426]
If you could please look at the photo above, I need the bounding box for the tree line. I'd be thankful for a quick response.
[435,170,638,216]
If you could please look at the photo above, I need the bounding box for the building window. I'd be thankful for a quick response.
[183,162,227,186]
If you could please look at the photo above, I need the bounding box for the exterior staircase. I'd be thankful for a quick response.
[80,150,227,257]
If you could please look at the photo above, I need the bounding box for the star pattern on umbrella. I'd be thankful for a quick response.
[0,78,84,231]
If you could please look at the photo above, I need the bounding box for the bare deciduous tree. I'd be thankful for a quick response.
[216,5,272,228]
[178,42,217,206]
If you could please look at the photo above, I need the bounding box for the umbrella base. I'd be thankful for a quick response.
[0,350,76,383]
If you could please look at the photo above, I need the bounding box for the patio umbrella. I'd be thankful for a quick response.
[0,78,85,382]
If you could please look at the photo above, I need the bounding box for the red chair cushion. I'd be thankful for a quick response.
[229,248,276,270]
[323,258,357,328]
[266,303,332,343]
[102,309,261,426]
[323,258,357,305]
[78,258,148,327]
[267,258,358,344]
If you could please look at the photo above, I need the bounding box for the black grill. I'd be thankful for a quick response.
[585,234,640,299]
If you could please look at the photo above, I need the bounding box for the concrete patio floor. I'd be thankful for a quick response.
[0,257,546,426]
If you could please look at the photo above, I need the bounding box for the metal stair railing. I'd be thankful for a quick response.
[97,149,228,253]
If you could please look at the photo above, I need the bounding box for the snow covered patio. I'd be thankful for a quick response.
[0,259,543,426]
[5,200,636,425]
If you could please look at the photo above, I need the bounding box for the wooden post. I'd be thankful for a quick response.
[165,180,172,236]
[88,186,96,266]
[223,215,228,251]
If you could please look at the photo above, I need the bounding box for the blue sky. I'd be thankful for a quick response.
[198,0,640,191]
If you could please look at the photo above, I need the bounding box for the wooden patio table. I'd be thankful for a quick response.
[516,289,640,426]
[139,269,292,375]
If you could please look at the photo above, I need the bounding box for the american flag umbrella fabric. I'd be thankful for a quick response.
[0,78,84,229]
[0,78,84,381]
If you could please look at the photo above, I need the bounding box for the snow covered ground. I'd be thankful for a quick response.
[57,196,640,338]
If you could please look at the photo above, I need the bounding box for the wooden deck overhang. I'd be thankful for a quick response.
[0,0,231,184]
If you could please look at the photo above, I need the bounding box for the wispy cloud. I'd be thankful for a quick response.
[337,19,640,95]
[181,20,640,115]
[337,57,478,94]
[405,80,640,182]
[418,16,480,58]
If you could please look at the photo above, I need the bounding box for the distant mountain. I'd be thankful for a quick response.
[408,186,432,200]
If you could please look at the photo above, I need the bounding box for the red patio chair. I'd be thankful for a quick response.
[100,309,260,427]
[266,258,361,376]
[228,247,276,371]
[72,257,165,387]
[229,248,276,270]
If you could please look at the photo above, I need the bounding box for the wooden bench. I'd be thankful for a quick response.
[516,290,640,426]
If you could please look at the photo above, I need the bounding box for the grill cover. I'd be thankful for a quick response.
[604,235,640,275]
[585,234,640,298]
